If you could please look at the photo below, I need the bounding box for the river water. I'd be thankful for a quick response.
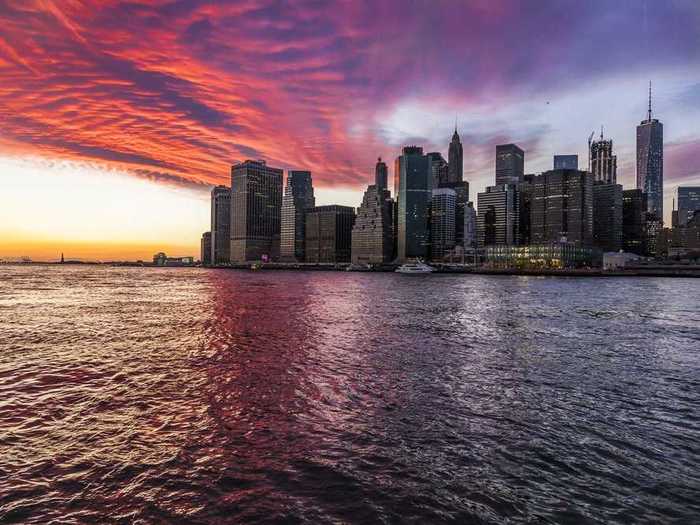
[1,266,698,524]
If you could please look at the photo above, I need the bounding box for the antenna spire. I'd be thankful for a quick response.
[600,125,604,140]
[647,80,652,121]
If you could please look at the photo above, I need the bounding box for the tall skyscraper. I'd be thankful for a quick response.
[476,184,519,247]
[430,188,456,260]
[636,83,663,221]
[448,128,463,183]
[280,170,315,262]
[622,189,647,255]
[590,130,617,184]
[375,157,388,190]
[677,186,700,227]
[439,180,469,248]
[210,185,231,264]
[427,152,448,187]
[531,169,593,247]
[351,181,394,265]
[593,182,623,252]
[305,205,356,263]
[395,146,432,261]
[201,231,212,266]
[464,202,477,250]
[495,144,524,186]
[518,174,536,245]
[230,160,283,263]
[553,155,579,170]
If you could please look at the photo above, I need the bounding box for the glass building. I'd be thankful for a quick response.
[230,160,283,263]
[495,144,524,186]
[636,85,663,221]
[593,182,623,252]
[677,186,700,227]
[476,184,519,247]
[553,155,578,170]
[622,189,647,256]
[395,146,432,261]
[430,187,456,261]
[280,170,315,262]
[210,185,231,264]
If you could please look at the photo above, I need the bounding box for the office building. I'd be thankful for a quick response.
[280,170,315,262]
[230,160,283,263]
[305,205,356,263]
[518,174,536,245]
[375,157,388,190]
[531,169,593,247]
[496,144,524,185]
[351,183,394,265]
[590,131,617,183]
[201,232,211,266]
[427,152,448,187]
[448,128,463,183]
[477,184,519,247]
[439,180,469,247]
[593,182,623,252]
[464,202,477,250]
[636,83,664,220]
[395,146,433,261]
[553,155,578,170]
[210,185,231,264]
[622,189,647,256]
[677,186,700,227]
[430,188,456,261]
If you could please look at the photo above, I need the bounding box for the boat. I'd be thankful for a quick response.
[395,260,435,274]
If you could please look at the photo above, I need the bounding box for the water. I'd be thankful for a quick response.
[1,266,698,524]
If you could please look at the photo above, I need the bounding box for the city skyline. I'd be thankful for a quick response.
[2,1,700,259]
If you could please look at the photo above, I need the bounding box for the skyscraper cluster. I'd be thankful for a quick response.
[201,84,688,267]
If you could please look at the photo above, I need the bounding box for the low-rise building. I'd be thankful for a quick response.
[484,242,594,268]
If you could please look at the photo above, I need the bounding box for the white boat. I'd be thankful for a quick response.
[395,260,435,274]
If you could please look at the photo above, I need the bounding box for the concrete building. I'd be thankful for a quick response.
[636,83,664,220]
[210,185,231,264]
[531,169,593,247]
[280,170,315,262]
[590,131,617,184]
[305,205,356,263]
[477,184,519,247]
[495,144,524,186]
[448,128,463,183]
[430,187,456,261]
[351,183,394,265]
[593,182,623,252]
[230,160,283,263]
[395,146,433,261]
[553,155,578,170]
[201,232,212,265]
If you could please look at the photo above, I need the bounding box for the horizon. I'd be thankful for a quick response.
[2,0,700,260]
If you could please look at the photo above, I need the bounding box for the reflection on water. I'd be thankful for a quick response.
[0,266,699,523]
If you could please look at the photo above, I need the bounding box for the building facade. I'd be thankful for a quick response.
[230,160,283,263]
[531,169,593,247]
[210,185,231,264]
[430,188,456,261]
[622,189,647,255]
[375,157,388,190]
[590,132,617,184]
[439,180,469,248]
[592,182,623,252]
[395,146,432,261]
[464,202,477,250]
[495,144,524,186]
[305,205,356,263]
[427,152,448,187]
[280,170,315,262]
[476,184,519,247]
[201,232,212,266]
[447,128,463,183]
[553,155,578,170]
[636,85,663,220]
[677,186,700,227]
[484,242,593,268]
[351,184,394,265]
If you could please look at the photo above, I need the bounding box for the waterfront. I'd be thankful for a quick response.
[1,266,699,523]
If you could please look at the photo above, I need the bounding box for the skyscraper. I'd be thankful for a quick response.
[677,186,700,227]
[375,157,388,190]
[464,202,477,250]
[430,188,456,260]
[476,184,519,247]
[427,152,448,187]
[531,169,593,247]
[590,130,617,184]
[495,144,524,186]
[201,231,212,266]
[593,182,623,252]
[395,146,432,261]
[351,181,394,265]
[210,185,231,264]
[230,160,283,263]
[553,155,579,170]
[448,128,463,183]
[636,83,663,221]
[280,170,315,262]
[305,205,356,263]
[622,189,647,255]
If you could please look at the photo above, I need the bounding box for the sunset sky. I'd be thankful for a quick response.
[1,0,699,260]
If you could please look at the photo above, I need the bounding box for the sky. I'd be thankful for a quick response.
[1,0,699,260]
